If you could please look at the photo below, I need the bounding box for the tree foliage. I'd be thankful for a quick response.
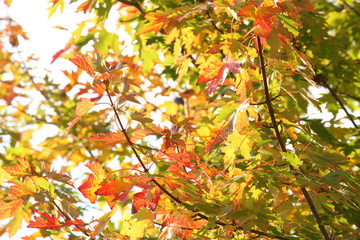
[1,0,360,239]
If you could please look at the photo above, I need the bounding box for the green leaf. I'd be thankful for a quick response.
[284,152,302,168]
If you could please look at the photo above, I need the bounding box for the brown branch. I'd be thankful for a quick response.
[342,0,360,17]
[206,10,224,34]
[105,87,148,171]
[256,35,331,240]
[322,81,359,129]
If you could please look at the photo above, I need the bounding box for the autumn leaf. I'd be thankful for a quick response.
[28,212,62,231]
[95,179,134,201]
[4,157,31,177]
[66,98,94,135]
[0,197,23,220]
[85,132,126,144]
[86,161,106,180]
[51,44,72,63]
[78,174,100,203]
[138,12,173,34]
[69,52,95,76]
[198,56,241,94]
[239,4,282,38]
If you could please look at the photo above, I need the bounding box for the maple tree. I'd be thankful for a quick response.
[1,0,360,239]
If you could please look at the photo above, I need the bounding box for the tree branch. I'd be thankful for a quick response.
[342,0,360,17]
[256,35,331,240]
[322,81,358,129]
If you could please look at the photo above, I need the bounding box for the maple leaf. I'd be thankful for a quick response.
[10,185,34,199]
[4,157,31,177]
[28,212,62,231]
[198,56,241,94]
[239,4,282,38]
[132,188,161,213]
[96,179,134,201]
[0,197,23,221]
[51,44,72,64]
[138,12,173,34]
[77,0,94,13]
[86,161,106,180]
[66,98,95,135]
[85,132,126,144]
[78,174,100,203]
[69,52,95,76]
[63,218,86,227]
[130,128,158,143]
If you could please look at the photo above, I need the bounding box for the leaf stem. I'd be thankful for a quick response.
[256,35,331,240]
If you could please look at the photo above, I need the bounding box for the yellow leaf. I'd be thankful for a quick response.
[159,101,179,115]
[222,132,253,177]
[66,98,94,135]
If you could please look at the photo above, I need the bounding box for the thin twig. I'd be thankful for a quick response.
[206,10,224,34]
[256,35,331,240]
[342,0,360,17]
[250,95,281,105]
[322,81,358,129]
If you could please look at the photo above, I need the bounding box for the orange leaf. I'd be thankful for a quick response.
[4,157,30,177]
[86,161,106,181]
[10,185,34,199]
[69,52,95,76]
[27,212,62,231]
[138,12,172,34]
[0,197,23,220]
[239,4,282,38]
[78,174,99,203]
[130,129,156,143]
[96,179,134,202]
[63,218,86,227]
[66,98,94,135]
[85,132,126,144]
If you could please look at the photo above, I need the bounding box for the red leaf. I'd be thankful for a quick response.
[95,179,134,198]
[78,174,99,203]
[28,212,62,231]
[66,98,94,135]
[85,132,126,144]
[198,56,241,94]
[239,4,282,38]
[51,44,72,64]
[138,12,172,34]
[132,188,161,213]
[69,52,95,76]
[63,218,86,227]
